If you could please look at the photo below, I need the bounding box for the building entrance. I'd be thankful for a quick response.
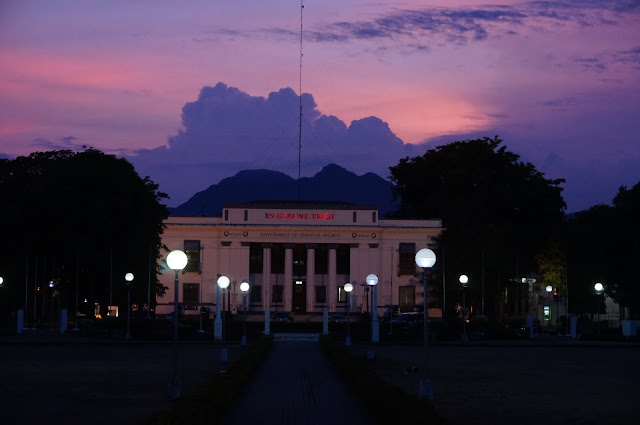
[292,280,306,313]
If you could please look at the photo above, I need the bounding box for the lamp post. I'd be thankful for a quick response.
[545,285,553,332]
[240,280,249,346]
[594,282,603,336]
[166,249,188,400]
[344,282,353,346]
[366,274,379,343]
[217,275,230,362]
[459,275,469,343]
[49,281,54,330]
[415,248,436,401]
[124,273,134,340]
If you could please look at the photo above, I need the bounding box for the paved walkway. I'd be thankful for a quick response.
[220,336,375,425]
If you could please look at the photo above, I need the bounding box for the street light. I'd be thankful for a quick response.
[124,273,134,340]
[49,281,54,330]
[217,275,230,362]
[166,249,188,400]
[459,275,469,343]
[344,282,353,346]
[594,282,604,336]
[415,247,436,401]
[545,285,553,332]
[366,274,379,343]
[240,280,249,347]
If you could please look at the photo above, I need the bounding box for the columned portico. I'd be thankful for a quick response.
[328,244,337,312]
[284,245,293,312]
[306,244,315,313]
[157,201,442,320]
[262,243,271,311]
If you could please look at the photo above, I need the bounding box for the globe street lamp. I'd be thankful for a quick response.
[217,275,230,362]
[166,249,188,400]
[124,273,134,340]
[415,248,436,401]
[594,282,604,336]
[366,274,379,344]
[240,280,249,347]
[459,275,469,343]
[344,282,353,346]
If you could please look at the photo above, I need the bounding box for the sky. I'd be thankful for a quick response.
[1,0,639,212]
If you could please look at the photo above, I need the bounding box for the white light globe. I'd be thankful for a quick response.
[240,281,250,292]
[546,285,553,292]
[0,277,3,285]
[459,275,468,284]
[125,273,134,282]
[366,274,378,286]
[344,283,353,293]
[217,275,230,289]
[415,248,436,268]
[167,250,188,270]
[594,282,603,292]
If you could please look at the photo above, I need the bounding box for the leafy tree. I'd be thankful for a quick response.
[0,149,168,325]
[389,136,566,321]
[566,182,640,317]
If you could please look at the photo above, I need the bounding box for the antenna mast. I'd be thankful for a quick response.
[298,1,303,200]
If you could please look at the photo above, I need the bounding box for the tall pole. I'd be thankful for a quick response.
[74,249,79,330]
[241,291,247,346]
[169,270,181,399]
[198,245,204,333]
[25,256,29,331]
[442,248,446,318]
[33,255,38,329]
[147,245,152,319]
[481,250,485,316]
[420,269,433,400]
[109,247,113,316]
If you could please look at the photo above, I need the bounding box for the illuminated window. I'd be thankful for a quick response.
[183,240,201,273]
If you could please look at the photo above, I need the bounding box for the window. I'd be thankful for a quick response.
[183,283,199,310]
[315,286,326,304]
[353,211,357,222]
[244,209,248,221]
[372,211,377,223]
[336,244,350,275]
[293,244,306,277]
[398,243,416,276]
[183,240,200,273]
[224,209,228,221]
[250,285,262,303]
[249,243,263,274]
[337,286,347,303]
[272,285,284,303]
[315,244,328,274]
[271,244,284,274]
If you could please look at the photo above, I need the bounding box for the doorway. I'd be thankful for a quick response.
[399,286,416,312]
[292,279,306,313]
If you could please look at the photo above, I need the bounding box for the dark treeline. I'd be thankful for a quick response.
[390,136,640,321]
[1,139,638,329]
[0,149,168,326]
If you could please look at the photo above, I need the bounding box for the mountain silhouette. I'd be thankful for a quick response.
[169,164,397,217]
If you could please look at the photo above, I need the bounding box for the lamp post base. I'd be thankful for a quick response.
[213,317,222,341]
[168,376,182,400]
[219,347,229,363]
[418,376,434,401]
[240,335,247,346]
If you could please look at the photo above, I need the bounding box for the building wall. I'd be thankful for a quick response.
[157,203,442,318]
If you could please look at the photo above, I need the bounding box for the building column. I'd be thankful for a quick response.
[284,244,293,312]
[328,244,337,313]
[349,244,361,311]
[306,244,315,313]
[262,243,272,311]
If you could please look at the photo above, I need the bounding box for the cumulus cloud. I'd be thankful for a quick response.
[127,83,420,206]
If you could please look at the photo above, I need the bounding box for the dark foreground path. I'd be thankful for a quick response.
[220,338,375,425]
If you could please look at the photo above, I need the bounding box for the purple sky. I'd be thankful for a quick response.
[1,0,639,212]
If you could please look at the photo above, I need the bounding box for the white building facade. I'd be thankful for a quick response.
[156,202,442,318]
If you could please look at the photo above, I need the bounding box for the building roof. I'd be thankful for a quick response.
[222,200,379,210]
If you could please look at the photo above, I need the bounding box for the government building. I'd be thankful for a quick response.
[156,201,442,319]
